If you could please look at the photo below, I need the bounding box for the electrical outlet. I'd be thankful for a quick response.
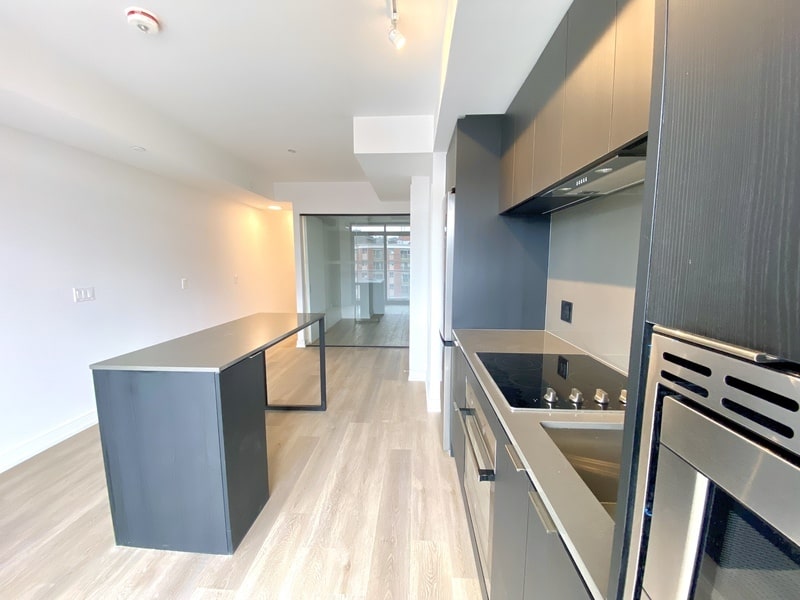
[72,287,96,303]
[233,274,239,285]
[560,300,573,323]
[557,355,569,379]
[181,278,188,290]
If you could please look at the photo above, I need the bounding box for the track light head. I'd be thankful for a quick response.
[388,24,406,50]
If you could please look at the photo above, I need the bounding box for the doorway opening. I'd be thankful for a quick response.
[301,214,410,347]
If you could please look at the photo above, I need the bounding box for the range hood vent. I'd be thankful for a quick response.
[507,136,647,215]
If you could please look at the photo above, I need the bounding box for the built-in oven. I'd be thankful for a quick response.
[626,327,800,599]
[461,377,497,597]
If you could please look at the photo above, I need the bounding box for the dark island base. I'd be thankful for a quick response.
[93,353,269,555]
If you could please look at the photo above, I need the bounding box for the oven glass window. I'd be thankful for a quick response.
[694,487,800,599]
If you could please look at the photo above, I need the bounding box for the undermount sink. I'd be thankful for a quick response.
[542,423,624,520]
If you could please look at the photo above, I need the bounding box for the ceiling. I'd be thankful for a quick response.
[0,0,572,206]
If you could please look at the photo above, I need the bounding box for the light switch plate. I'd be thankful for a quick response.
[560,300,573,323]
[72,287,95,302]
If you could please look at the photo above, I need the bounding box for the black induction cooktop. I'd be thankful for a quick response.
[477,352,627,411]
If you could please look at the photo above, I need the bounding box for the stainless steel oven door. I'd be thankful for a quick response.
[463,381,496,596]
[643,396,800,599]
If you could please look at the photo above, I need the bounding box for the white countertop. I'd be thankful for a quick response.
[454,329,627,600]
[90,313,324,373]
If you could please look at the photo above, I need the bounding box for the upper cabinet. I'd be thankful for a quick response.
[499,0,655,214]
[511,78,537,207]
[610,0,656,149]
[531,18,569,195]
[498,115,516,213]
[560,0,617,179]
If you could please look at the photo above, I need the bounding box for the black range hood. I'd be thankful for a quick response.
[506,136,648,215]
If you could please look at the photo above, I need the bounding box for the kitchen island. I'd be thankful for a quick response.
[90,312,325,554]
[453,329,626,599]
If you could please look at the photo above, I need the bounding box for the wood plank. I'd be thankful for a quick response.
[0,348,479,598]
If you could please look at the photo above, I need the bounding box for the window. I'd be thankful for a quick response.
[401,273,410,284]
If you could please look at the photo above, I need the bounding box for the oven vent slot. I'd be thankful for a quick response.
[660,370,709,398]
[663,352,712,377]
[653,331,800,458]
[721,398,795,440]
[725,376,799,413]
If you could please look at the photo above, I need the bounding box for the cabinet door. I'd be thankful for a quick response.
[561,0,616,178]
[511,76,537,206]
[491,441,531,600]
[531,16,569,195]
[451,348,468,482]
[646,0,800,361]
[610,0,655,149]
[524,486,591,599]
[219,351,269,551]
[499,115,516,213]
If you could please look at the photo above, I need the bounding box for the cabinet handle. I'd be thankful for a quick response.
[529,489,558,535]
[505,444,526,473]
[464,414,495,481]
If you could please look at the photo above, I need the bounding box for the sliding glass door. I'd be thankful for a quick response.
[302,215,410,347]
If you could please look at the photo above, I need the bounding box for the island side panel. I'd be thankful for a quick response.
[217,351,269,551]
[93,369,230,554]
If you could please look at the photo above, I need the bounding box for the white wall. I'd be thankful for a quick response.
[263,209,298,311]
[545,185,644,371]
[0,125,295,472]
[426,153,447,410]
[408,176,432,383]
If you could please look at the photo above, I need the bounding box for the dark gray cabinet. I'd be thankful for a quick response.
[491,440,531,600]
[610,0,655,150]
[524,486,591,599]
[450,347,468,482]
[500,0,654,214]
[511,77,537,207]
[644,0,800,361]
[93,352,269,554]
[561,0,617,179]
[531,16,569,196]
[499,115,516,213]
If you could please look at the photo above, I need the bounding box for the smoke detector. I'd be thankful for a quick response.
[126,7,160,35]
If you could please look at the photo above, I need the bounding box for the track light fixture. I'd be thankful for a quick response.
[388,0,406,50]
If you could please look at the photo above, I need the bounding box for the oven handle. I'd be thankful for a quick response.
[463,412,495,481]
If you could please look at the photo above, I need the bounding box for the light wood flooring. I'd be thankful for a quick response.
[318,309,410,348]
[0,347,480,599]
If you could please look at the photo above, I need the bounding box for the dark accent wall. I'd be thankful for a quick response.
[449,116,550,331]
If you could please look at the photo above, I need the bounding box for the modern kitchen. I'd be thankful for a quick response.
[1,0,799,599]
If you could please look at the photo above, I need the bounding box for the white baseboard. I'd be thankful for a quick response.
[0,410,98,474]
[407,369,426,382]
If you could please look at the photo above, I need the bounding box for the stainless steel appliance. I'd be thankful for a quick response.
[441,187,456,452]
[508,137,647,215]
[460,376,497,596]
[627,327,800,599]
[477,352,628,411]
